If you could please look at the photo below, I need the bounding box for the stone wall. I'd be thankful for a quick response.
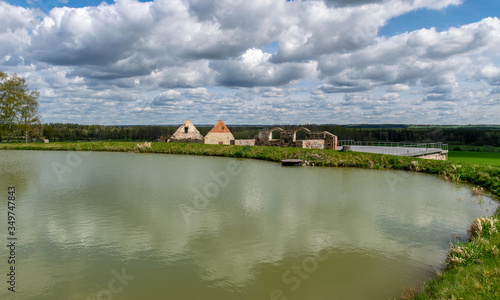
[231,139,256,146]
[204,132,235,145]
[254,127,284,145]
[169,134,204,142]
[307,131,337,150]
[279,130,296,145]
[296,140,325,149]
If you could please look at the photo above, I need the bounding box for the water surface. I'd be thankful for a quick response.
[0,150,497,300]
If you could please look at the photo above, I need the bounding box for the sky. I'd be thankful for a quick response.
[1,0,500,125]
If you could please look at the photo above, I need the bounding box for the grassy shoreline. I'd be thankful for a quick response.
[1,141,499,299]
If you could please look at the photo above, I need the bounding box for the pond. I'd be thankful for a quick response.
[0,150,497,300]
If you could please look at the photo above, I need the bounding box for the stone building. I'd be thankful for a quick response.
[168,119,204,143]
[254,127,337,150]
[204,119,234,145]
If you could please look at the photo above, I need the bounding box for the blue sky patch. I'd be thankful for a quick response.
[380,0,500,36]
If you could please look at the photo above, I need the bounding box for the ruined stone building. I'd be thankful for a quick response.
[253,127,337,150]
[168,119,204,143]
[204,119,235,145]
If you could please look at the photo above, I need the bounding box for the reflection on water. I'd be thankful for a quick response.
[0,150,497,300]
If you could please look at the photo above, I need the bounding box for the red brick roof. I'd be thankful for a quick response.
[208,119,231,134]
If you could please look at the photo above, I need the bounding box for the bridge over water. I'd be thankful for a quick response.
[338,141,449,160]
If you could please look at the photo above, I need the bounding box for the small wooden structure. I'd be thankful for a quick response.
[281,159,303,166]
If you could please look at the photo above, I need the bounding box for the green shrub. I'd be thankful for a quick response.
[446,242,484,268]
[484,145,495,152]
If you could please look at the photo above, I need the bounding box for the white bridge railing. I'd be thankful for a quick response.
[337,140,448,156]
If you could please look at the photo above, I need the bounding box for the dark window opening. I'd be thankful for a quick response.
[184,127,189,133]
[296,130,308,140]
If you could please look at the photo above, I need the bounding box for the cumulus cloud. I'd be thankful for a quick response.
[386,84,410,92]
[0,2,41,63]
[478,65,500,86]
[318,17,500,94]
[271,0,463,62]
[343,92,402,109]
[211,48,316,87]
[423,85,457,102]
[323,0,388,7]
[151,87,210,106]
[0,0,499,124]
[21,0,288,81]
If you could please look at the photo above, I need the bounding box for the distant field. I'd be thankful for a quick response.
[449,144,500,152]
[448,151,500,166]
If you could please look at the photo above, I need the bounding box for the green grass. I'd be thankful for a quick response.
[449,151,500,166]
[412,217,500,300]
[1,141,500,300]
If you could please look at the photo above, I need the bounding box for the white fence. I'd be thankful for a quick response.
[337,140,448,156]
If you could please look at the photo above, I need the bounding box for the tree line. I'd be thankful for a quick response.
[34,123,500,147]
[0,71,40,142]
[297,125,500,147]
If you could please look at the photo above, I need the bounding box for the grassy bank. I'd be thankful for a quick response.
[1,141,499,299]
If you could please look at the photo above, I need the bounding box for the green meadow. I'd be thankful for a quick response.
[449,151,500,166]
